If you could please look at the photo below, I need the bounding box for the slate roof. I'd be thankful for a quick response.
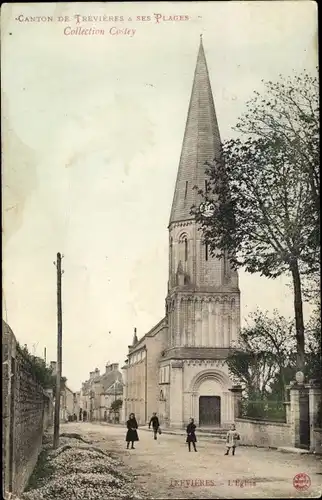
[128,317,167,355]
[82,367,123,395]
[162,346,231,361]
[105,379,123,396]
[100,369,123,393]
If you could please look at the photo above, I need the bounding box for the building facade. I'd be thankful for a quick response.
[123,38,240,429]
[80,363,123,421]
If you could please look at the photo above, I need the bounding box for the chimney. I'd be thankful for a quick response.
[132,327,138,346]
[111,363,119,371]
[95,367,100,377]
[89,371,95,380]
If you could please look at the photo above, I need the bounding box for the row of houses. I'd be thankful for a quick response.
[46,363,123,424]
[79,362,124,422]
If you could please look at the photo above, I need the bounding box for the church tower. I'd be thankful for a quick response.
[160,37,241,429]
[166,36,240,349]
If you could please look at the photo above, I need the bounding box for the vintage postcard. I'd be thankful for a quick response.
[2,2,320,499]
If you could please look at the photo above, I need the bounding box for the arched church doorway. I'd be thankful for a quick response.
[199,396,221,426]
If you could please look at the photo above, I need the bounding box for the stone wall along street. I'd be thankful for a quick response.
[2,321,53,497]
[313,428,322,454]
[235,417,291,449]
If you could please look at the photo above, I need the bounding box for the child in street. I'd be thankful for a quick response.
[186,417,197,452]
[225,423,240,456]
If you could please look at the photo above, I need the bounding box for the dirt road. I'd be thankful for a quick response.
[61,422,322,499]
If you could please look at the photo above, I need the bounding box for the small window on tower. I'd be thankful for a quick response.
[205,180,209,193]
[184,181,188,199]
[205,243,209,261]
[224,251,229,276]
[184,238,188,261]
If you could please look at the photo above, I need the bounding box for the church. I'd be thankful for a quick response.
[122,37,241,429]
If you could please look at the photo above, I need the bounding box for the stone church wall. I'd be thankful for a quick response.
[123,320,168,425]
[146,324,168,422]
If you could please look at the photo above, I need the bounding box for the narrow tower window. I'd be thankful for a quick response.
[205,243,208,261]
[169,237,173,279]
[184,181,188,199]
[205,180,209,194]
[184,238,188,262]
[224,251,229,276]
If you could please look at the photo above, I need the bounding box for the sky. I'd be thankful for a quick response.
[2,1,318,391]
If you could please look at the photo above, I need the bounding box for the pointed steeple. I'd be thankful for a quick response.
[132,327,138,346]
[169,36,222,226]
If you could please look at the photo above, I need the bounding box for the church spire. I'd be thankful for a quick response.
[169,37,222,226]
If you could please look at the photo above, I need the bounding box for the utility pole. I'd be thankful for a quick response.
[53,252,64,449]
[114,382,117,423]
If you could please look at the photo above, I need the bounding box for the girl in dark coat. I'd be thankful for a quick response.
[126,413,139,449]
[186,417,197,452]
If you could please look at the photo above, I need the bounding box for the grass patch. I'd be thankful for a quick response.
[24,449,55,492]
[22,432,146,499]
[24,433,106,493]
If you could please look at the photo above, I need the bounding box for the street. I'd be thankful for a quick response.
[61,422,322,499]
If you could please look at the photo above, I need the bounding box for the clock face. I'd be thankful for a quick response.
[199,202,215,218]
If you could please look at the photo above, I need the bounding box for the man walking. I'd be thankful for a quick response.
[149,412,160,440]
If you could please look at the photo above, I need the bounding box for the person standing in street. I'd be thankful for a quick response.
[126,413,139,449]
[186,417,197,452]
[225,423,240,456]
[149,412,160,440]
